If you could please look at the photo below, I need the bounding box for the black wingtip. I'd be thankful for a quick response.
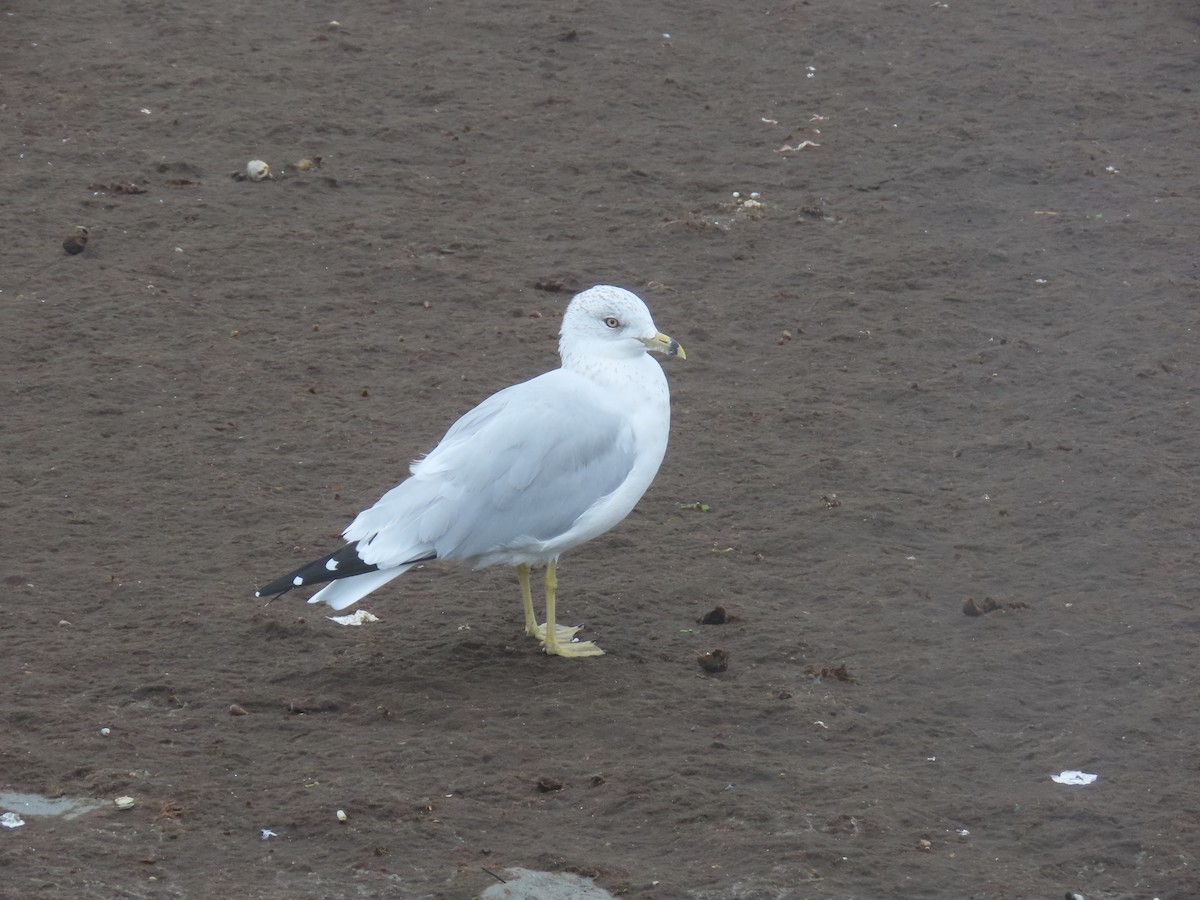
[253,579,297,600]
[254,542,381,599]
[255,544,439,601]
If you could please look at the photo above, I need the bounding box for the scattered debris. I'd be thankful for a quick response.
[1052,770,1097,786]
[697,649,730,674]
[1,812,25,829]
[962,596,1030,616]
[279,157,323,176]
[776,140,820,152]
[328,610,380,626]
[535,777,564,793]
[731,190,765,210]
[336,809,348,823]
[917,838,933,852]
[154,800,184,822]
[678,501,711,512]
[261,828,278,840]
[114,796,136,811]
[229,704,249,716]
[88,182,147,194]
[805,663,856,683]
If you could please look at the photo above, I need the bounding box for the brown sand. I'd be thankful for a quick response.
[3,1,1199,897]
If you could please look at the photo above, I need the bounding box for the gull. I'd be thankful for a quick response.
[255,285,685,658]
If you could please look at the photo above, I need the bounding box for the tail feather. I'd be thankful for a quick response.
[254,542,379,598]
[308,566,413,610]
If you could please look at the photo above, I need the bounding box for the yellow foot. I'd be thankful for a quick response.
[542,637,606,658]
[527,621,584,642]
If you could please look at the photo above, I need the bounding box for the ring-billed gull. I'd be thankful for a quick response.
[255,285,685,658]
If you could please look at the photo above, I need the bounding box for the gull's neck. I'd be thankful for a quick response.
[559,339,656,390]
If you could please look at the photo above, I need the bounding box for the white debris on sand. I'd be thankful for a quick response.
[327,610,381,626]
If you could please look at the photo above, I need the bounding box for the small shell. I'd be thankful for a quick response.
[114,796,136,810]
[336,809,348,823]
[246,160,272,181]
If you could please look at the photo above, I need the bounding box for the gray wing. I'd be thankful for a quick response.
[345,368,637,566]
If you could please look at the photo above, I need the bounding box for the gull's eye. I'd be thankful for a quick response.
[604,316,620,328]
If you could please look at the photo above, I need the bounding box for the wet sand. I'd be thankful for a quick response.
[3,1,1199,897]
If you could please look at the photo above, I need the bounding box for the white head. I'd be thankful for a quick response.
[559,285,685,365]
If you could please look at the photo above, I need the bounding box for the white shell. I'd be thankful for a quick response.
[336,809,348,823]
[246,160,271,181]
[114,796,136,810]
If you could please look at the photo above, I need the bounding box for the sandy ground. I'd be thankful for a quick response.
[3,1,1200,897]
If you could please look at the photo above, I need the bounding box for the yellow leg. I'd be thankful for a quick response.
[541,559,604,658]
[518,563,538,637]
[517,563,583,642]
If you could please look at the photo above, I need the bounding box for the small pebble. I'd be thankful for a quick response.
[114,796,136,810]
[62,225,89,255]
[336,809,348,823]
[100,727,111,736]
[697,649,730,673]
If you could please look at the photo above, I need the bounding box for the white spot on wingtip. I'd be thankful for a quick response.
[325,559,339,571]
[292,576,304,586]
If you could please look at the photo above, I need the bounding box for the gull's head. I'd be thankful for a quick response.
[560,285,686,363]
